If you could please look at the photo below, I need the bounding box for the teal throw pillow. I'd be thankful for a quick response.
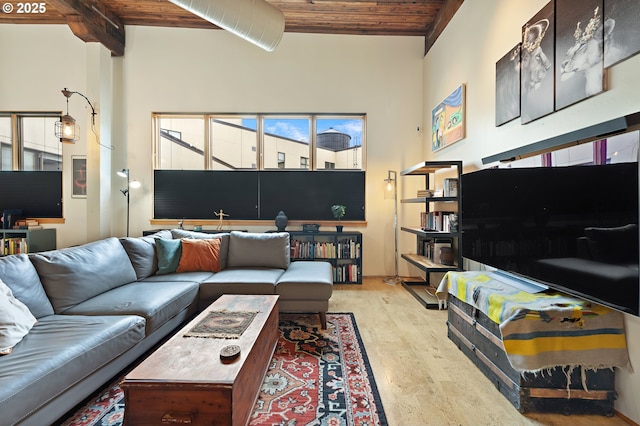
[156,238,182,275]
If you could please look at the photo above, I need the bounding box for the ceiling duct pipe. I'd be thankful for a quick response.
[168,0,285,51]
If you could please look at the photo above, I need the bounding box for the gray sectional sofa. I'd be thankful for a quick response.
[0,229,332,426]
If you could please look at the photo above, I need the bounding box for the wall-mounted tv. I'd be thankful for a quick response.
[461,161,639,315]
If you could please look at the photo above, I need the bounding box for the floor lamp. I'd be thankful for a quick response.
[384,170,401,284]
[117,169,141,237]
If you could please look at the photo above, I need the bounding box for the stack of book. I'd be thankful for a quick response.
[13,219,43,229]
[444,178,459,197]
[1,237,28,255]
[420,211,456,231]
[417,189,433,197]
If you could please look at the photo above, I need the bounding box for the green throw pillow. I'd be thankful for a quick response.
[156,239,182,275]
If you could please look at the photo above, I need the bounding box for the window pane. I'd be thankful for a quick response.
[210,117,257,170]
[316,118,363,170]
[0,116,11,170]
[263,117,310,169]
[158,117,205,170]
[22,116,61,171]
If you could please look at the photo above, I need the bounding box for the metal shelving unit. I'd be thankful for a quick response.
[399,161,462,308]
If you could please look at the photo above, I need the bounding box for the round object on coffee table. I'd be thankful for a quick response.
[220,344,241,363]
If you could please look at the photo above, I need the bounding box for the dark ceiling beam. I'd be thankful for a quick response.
[424,0,464,56]
[48,0,125,57]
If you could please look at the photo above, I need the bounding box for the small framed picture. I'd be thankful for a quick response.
[72,156,87,198]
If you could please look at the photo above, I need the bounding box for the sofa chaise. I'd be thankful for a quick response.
[0,230,332,426]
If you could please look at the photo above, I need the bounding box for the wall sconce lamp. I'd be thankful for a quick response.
[54,88,97,143]
[117,168,141,237]
[167,0,285,52]
[384,170,400,284]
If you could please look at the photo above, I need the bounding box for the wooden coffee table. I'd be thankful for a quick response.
[121,294,279,426]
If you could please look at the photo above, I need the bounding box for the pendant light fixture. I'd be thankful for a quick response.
[54,88,97,144]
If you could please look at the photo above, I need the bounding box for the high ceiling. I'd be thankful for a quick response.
[0,0,463,56]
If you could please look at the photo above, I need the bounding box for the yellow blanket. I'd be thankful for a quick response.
[437,271,629,373]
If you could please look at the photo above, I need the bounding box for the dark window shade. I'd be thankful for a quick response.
[154,170,259,220]
[259,171,365,220]
[154,170,365,221]
[0,171,62,218]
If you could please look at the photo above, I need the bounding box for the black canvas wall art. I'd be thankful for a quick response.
[555,0,605,111]
[521,1,554,124]
[604,0,640,67]
[495,43,521,126]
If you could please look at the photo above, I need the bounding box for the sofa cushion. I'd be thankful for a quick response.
[156,238,182,275]
[0,253,54,318]
[63,281,199,335]
[584,224,638,263]
[0,314,145,425]
[276,261,334,301]
[171,229,230,269]
[177,238,221,273]
[30,238,138,313]
[198,268,283,307]
[0,279,37,355]
[227,231,290,269]
[120,231,171,280]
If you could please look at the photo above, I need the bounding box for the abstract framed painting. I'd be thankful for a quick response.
[521,1,554,124]
[495,43,521,126]
[431,84,465,152]
[555,0,605,111]
[71,156,87,198]
[604,0,640,68]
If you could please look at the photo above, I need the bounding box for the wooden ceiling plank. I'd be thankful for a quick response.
[48,0,125,56]
[424,0,463,55]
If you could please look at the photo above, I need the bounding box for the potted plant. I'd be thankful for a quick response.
[331,204,346,232]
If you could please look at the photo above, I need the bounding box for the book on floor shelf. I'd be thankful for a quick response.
[1,237,28,255]
[334,264,359,283]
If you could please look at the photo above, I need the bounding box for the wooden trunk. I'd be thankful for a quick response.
[446,294,616,416]
[121,295,279,426]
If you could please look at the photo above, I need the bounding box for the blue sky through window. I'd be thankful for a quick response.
[242,118,362,147]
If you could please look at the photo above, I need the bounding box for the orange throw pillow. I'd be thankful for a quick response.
[176,238,221,273]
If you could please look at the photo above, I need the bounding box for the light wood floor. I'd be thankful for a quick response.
[329,277,634,426]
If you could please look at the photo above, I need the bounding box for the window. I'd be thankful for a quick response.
[210,117,257,169]
[153,114,366,171]
[0,113,61,171]
[157,116,205,170]
[0,116,11,170]
[264,117,310,170]
[316,117,364,170]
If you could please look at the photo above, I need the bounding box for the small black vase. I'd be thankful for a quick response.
[336,225,343,232]
[275,211,288,231]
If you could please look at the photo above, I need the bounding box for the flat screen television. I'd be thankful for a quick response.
[461,161,639,316]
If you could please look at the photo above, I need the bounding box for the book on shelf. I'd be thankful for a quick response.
[1,237,28,255]
[419,238,453,262]
[12,219,42,229]
[334,263,359,283]
[420,211,456,232]
[443,178,459,197]
[417,189,433,197]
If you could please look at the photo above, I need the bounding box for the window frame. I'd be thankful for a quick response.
[153,113,366,171]
[0,112,62,171]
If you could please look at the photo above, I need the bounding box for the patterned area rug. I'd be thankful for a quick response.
[59,313,387,426]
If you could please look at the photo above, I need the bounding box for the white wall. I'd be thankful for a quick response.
[122,26,425,278]
[422,1,640,421]
[0,24,426,277]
